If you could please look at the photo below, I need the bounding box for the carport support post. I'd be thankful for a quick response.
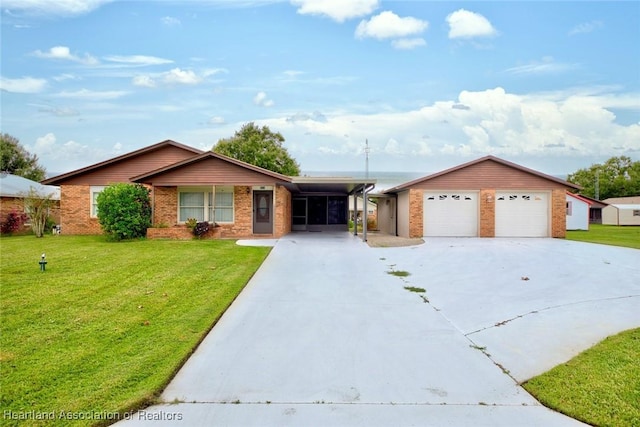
[353,194,358,236]
[362,187,367,242]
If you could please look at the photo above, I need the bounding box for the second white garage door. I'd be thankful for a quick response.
[495,192,549,237]
[423,192,478,236]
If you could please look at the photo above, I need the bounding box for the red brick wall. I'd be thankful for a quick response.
[408,189,423,238]
[551,189,566,238]
[479,189,495,237]
[59,185,102,234]
[153,187,178,227]
[274,185,291,238]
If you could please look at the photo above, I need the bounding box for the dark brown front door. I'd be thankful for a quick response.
[253,191,273,234]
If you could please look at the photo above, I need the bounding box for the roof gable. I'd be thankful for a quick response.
[386,155,581,193]
[131,151,292,185]
[566,192,592,205]
[42,140,203,185]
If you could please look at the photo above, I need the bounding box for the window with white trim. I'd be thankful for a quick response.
[213,187,234,222]
[178,186,234,223]
[566,201,573,216]
[90,186,106,218]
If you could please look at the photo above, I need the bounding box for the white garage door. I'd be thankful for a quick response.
[423,192,478,237]
[495,192,549,237]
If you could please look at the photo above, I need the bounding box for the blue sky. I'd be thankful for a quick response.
[1,0,639,177]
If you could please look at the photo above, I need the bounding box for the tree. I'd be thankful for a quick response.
[96,183,152,241]
[0,133,47,181]
[22,188,57,237]
[567,156,640,200]
[212,122,301,176]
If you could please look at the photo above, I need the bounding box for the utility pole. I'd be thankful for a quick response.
[595,170,600,200]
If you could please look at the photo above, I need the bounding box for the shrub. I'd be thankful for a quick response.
[185,218,198,230]
[1,210,27,234]
[192,221,210,238]
[96,183,152,241]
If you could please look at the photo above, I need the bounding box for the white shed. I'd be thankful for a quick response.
[602,204,640,226]
[566,192,591,230]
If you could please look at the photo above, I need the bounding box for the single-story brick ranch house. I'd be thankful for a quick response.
[41,140,375,238]
[373,155,581,238]
[43,141,582,239]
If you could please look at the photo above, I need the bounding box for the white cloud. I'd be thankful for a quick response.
[163,68,202,85]
[505,57,578,75]
[254,91,274,107]
[132,75,156,88]
[355,11,428,40]
[569,20,603,36]
[243,86,639,172]
[32,46,99,65]
[53,89,129,100]
[103,55,174,66]
[1,0,113,16]
[391,38,426,50]
[446,9,497,39]
[291,0,379,23]
[208,116,225,125]
[0,76,47,93]
[161,16,181,27]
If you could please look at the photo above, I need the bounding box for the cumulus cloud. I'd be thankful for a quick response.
[446,9,497,39]
[0,76,47,93]
[132,75,156,88]
[1,0,113,16]
[163,68,202,85]
[32,46,98,65]
[252,86,639,172]
[569,20,603,36]
[253,91,274,107]
[356,11,428,40]
[291,0,379,22]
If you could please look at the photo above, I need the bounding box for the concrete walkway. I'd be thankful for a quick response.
[116,233,640,426]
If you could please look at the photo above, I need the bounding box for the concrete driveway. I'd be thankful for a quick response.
[117,233,640,426]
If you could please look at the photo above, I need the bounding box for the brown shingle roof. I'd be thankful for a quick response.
[384,155,581,193]
[41,140,203,185]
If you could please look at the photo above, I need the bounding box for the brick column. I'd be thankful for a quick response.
[551,189,566,238]
[408,189,423,238]
[479,189,495,237]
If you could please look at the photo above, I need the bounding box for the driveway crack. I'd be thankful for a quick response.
[466,294,640,336]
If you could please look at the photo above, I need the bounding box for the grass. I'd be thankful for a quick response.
[0,235,270,427]
[523,328,640,427]
[566,224,640,249]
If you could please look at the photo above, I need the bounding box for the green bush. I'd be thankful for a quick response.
[96,183,152,240]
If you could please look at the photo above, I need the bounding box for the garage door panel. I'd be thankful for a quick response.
[495,192,549,237]
[424,192,478,237]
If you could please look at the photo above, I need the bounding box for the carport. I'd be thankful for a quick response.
[286,177,376,235]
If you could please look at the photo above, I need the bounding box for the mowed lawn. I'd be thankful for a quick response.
[566,223,640,249]
[0,235,270,426]
[526,224,640,427]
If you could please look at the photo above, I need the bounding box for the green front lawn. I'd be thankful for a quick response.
[567,224,640,249]
[524,328,640,427]
[0,235,270,426]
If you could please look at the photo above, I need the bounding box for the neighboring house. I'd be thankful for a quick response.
[42,140,375,238]
[602,204,640,226]
[376,155,581,238]
[566,192,591,231]
[348,197,377,223]
[0,174,60,231]
[573,194,608,224]
[602,196,640,204]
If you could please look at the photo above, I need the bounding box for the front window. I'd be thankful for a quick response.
[90,186,106,217]
[178,186,234,223]
[566,201,573,216]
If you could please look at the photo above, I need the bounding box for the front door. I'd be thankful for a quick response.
[253,191,273,234]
